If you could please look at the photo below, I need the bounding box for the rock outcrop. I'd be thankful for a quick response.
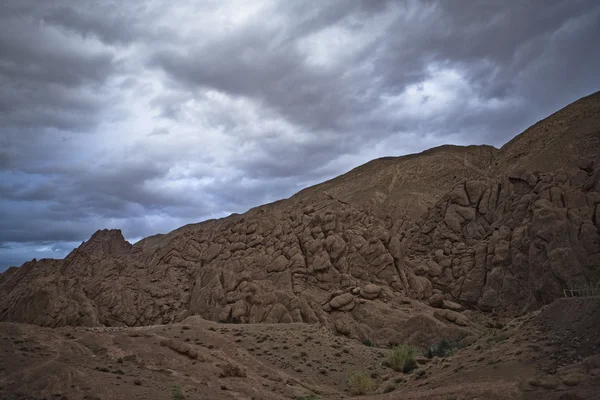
[1,91,599,339]
[0,195,463,343]
[403,163,600,313]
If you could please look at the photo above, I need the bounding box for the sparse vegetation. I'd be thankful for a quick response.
[172,384,184,400]
[362,338,374,347]
[424,338,461,359]
[347,371,375,395]
[219,362,247,378]
[387,344,417,373]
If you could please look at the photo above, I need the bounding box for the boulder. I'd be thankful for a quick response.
[329,293,355,310]
[428,293,445,308]
[360,284,382,300]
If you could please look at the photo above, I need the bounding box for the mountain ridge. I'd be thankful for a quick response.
[0,91,599,336]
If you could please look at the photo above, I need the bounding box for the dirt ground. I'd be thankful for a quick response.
[1,298,599,400]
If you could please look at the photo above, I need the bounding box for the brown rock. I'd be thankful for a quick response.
[443,300,464,312]
[360,284,382,300]
[429,293,445,308]
[329,293,355,310]
[562,375,582,387]
[459,335,477,347]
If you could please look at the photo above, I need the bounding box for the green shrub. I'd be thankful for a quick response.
[347,371,375,395]
[424,338,461,358]
[172,384,184,400]
[387,344,417,373]
[362,338,374,347]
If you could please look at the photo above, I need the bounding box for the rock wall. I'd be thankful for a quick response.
[403,162,600,313]
[0,195,447,342]
[1,162,598,334]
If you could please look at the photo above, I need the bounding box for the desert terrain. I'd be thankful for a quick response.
[1,92,600,399]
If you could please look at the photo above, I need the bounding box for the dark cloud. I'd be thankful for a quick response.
[1,0,600,272]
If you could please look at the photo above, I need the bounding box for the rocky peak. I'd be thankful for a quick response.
[68,229,132,260]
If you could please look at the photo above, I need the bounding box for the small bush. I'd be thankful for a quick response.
[219,363,247,378]
[362,338,374,347]
[424,338,461,359]
[172,384,184,400]
[347,371,375,395]
[387,344,416,373]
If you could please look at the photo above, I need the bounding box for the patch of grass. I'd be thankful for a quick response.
[387,344,417,373]
[362,338,374,347]
[347,371,375,395]
[424,338,461,359]
[172,384,184,400]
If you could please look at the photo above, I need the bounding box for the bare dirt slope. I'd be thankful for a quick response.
[491,91,600,176]
[289,144,497,230]
[288,91,600,230]
[1,297,599,400]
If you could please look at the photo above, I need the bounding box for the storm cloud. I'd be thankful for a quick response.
[1,0,600,270]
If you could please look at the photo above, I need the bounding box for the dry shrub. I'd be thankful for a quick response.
[219,362,247,378]
[347,371,375,395]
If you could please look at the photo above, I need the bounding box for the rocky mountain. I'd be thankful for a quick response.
[490,90,600,176]
[290,144,496,233]
[0,91,599,344]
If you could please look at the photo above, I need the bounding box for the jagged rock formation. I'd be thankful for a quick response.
[403,163,600,313]
[0,195,468,346]
[1,91,599,337]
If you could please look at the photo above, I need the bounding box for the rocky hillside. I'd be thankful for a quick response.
[403,164,600,314]
[293,91,600,229]
[0,91,599,340]
[491,91,600,176]
[290,144,496,232]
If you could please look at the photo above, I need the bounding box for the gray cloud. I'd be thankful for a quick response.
[1,0,600,271]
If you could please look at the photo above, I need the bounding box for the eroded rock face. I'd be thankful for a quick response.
[0,196,439,342]
[2,92,599,336]
[403,164,600,313]
[1,163,598,334]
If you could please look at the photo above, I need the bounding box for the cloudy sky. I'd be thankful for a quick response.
[1,0,599,271]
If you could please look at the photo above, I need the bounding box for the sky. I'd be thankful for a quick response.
[1,0,600,271]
